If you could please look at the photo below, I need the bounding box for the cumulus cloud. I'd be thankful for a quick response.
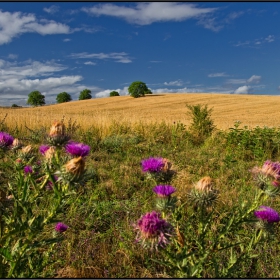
[247,75,261,84]
[152,87,201,94]
[0,59,101,106]
[43,5,60,14]
[84,61,96,65]
[0,10,71,45]
[164,80,183,86]
[69,52,132,63]
[95,86,128,98]
[208,72,228,78]
[7,54,18,60]
[265,35,275,42]
[63,38,71,42]
[82,2,217,26]
[233,85,252,94]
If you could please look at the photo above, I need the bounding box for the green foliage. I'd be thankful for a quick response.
[27,91,45,107]
[11,104,22,108]
[128,81,149,98]
[186,103,216,145]
[110,91,120,97]
[56,92,72,104]
[1,116,280,278]
[79,89,92,100]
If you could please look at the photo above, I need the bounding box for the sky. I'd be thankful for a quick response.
[0,1,280,106]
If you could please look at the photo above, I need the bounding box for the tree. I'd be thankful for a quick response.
[56,92,72,103]
[128,81,150,98]
[27,91,45,106]
[145,88,153,94]
[79,89,92,100]
[110,91,120,97]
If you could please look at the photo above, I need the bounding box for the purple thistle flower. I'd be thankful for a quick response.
[135,211,173,249]
[39,145,50,155]
[55,222,68,233]
[141,157,164,173]
[65,141,90,157]
[262,160,280,180]
[23,165,33,174]
[254,206,280,223]
[153,185,176,198]
[0,132,14,148]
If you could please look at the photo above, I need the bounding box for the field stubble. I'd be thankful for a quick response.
[1,93,280,131]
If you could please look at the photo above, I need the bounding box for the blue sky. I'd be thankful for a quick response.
[0,2,280,106]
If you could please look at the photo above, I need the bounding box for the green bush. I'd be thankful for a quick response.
[128,81,149,98]
[56,92,72,103]
[110,91,120,97]
[186,103,216,145]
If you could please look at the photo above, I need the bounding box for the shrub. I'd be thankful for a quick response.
[79,89,92,100]
[186,103,215,145]
[128,81,149,98]
[26,91,45,107]
[56,92,72,104]
[110,91,120,97]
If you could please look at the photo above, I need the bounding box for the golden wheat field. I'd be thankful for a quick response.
[1,93,280,130]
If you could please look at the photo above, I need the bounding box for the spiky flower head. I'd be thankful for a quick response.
[65,141,90,157]
[188,177,218,208]
[0,132,14,148]
[47,121,69,146]
[11,138,23,150]
[24,165,33,175]
[65,156,85,176]
[251,160,280,196]
[141,157,164,173]
[55,222,68,233]
[161,158,172,173]
[49,121,66,137]
[254,206,280,223]
[194,176,214,192]
[39,144,50,155]
[135,211,173,250]
[44,146,56,161]
[153,185,176,198]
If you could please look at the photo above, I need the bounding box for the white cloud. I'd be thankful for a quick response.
[226,11,244,22]
[265,35,275,42]
[247,75,261,83]
[82,2,217,26]
[0,59,102,106]
[208,72,228,78]
[43,5,60,14]
[63,38,71,42]
[84,61,96,65]
[197,16,223,32]
[233,85,252,94]
[95,86,128,98]
[152,87,201,94]
[7,54,18,60]
[227,79,246,84]
[69,52,132,63]
[0,10,71,45]
[164,80,183,86]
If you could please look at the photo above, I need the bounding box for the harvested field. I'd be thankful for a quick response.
[1,93,280,130]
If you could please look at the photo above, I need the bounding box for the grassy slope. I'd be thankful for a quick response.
[1,93,280,130]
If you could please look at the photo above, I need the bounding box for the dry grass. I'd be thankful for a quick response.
[1,93,280,130]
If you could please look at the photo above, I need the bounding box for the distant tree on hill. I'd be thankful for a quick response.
[56,92,72,103]
[110,91,120,97]
[11,104,22,108]
[27,91,45,107]
[128,81,150,98]
[79,89,92,100]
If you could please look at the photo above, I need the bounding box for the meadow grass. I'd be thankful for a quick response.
[1,95,280,277]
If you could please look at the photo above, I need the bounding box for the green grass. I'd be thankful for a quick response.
[1,117,280,278]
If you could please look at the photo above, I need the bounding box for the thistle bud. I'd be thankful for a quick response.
[44,146,56,161]
[49,121,65,136]
[161,158,172,173]
[21,145,33,154]
[195,176,214,192]
[11,138,23,150]
[188,176,218,209]
[47,121,69,146]
[65,156,85,176]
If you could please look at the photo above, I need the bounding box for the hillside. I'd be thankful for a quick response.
[1,93,280,130]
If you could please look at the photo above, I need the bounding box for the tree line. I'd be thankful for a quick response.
[24,81,152,107]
